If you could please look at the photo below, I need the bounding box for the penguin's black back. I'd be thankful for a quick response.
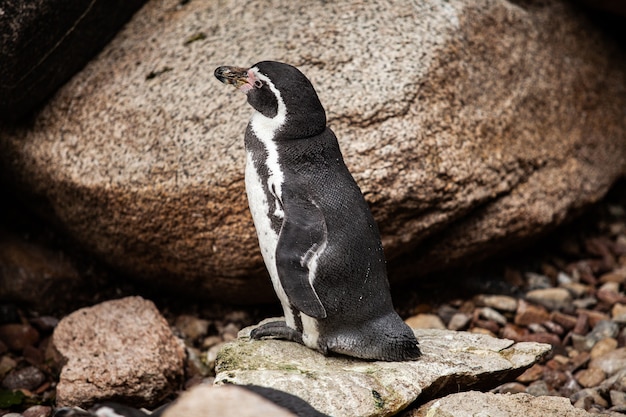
[277,127,394,321]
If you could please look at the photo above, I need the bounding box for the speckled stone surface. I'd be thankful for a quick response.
[1,0,625,301]
[53,296,185,407]
[214,325,551,417]
[410,391,593,417]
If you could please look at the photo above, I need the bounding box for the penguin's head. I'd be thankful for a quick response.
[215,61,326,139]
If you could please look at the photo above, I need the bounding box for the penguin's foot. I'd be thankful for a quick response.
[250,320,304,344]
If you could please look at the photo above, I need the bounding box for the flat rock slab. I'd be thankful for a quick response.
[411,391,592,417]
[215,326,551,417]
[53,296,186,408]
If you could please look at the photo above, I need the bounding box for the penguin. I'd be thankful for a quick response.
[214,61,420,361]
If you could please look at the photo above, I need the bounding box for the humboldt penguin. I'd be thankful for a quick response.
[215,61,420,361]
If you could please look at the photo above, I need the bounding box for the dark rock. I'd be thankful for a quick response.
[0,323,39,351]
[0,0,147,120]
[1,365,46,391]
[0,234,83,313]
[514,300,550,326]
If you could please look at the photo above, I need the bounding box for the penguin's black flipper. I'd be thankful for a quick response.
[276,194,327,319]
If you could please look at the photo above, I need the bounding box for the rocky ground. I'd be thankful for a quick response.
[0,180,625,416]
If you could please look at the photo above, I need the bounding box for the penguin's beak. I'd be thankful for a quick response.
[214,66,250,89]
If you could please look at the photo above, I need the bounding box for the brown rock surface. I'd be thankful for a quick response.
[1,0,625,301]
[52,296,185,407]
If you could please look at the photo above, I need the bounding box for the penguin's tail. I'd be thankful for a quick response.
[327,313,421,361]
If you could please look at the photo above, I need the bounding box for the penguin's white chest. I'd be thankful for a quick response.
[245,108,295,328]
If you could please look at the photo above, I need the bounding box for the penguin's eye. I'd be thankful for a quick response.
[254,80,263,88]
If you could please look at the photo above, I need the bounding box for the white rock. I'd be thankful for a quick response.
[412,391,592,417]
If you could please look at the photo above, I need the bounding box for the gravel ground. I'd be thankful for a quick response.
[0,180,625,416]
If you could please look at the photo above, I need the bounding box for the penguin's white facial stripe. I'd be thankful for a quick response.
[249,67,287,219]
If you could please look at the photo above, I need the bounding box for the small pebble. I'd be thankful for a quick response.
[612,303,626,322]
[493,382,526,394]
[527,323,547,333]
[29,316,59,334]
[571,387,609,409]
[185,346,210,378]
[514,300,549,326]
[405,314,445,330]
[559,372,582,397]
[527,288,572,311]
[479,307,507,325]
[525,272,552,290]
[550,311,578,330]
[1,366,45,391]
[572,297,598,310]
[524,332,561,346]
[0,356,17,378]
[205,342,225,372]
[175,315,210,341]
[557,271,573,285]
[474,294,518,312]
[559,282,589,298]
[469,327,495,337]
[220,322,241,341]
[590,337,618,359]
[573,313,589,335]
[588,320,620,343]
[610,390,626,408]
[569,351,591,371]
[525,380,554,397]
[201,335,222,349]
[0,324,40,351]
[501,323,529,342]
[436,304,457,325]
[542,320,565,335]
[447,313,470,331]
[575,368,606,388]
[516,363,544,383]
[597,288,626,305]
[589,347,626,376]
[584,310,611,327]
[23,405,52,417]
[542,367,568,389]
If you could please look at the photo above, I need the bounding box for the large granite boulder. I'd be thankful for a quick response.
[0,0,146,120]
[1,0,625,302]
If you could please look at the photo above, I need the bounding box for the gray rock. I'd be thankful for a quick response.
[215,325,551,417]
[526,288,572,311]
[474,294,518,312]
[1,366,45,391]
[2,0,625,301]
[53,296,186,407]
[589,347,626,377]
[411,391,592,417]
